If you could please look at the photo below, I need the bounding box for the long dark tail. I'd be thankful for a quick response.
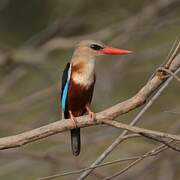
[70,128,81,156]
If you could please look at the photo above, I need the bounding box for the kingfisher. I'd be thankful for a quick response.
[60,40,131,156]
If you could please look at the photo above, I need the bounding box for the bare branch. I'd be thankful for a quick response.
[103,141,177,180]
[38,134,139,180]
[103,120,180,142]
[0,111,180,151]
[78,47,180,179]
[0,47,179,151]
[102,111,180,180]
[139,133,180,152]
[158,67,180,82]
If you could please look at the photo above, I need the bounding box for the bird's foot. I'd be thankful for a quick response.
[69,110,78,128]
[86,105,96,121]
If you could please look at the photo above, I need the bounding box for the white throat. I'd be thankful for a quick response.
[72,59,95,87]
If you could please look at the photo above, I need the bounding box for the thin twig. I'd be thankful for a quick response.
[158,67,180,82]
[37,135,139,180]
[38,156,140,180]
[148,38,179,81]
[37,137,180,180]
[78,42,180,179]
[103,110,180,180]
[165,41,180,69]
[103,119,180,141]
[103,141,177,180]
[140,133,180,152]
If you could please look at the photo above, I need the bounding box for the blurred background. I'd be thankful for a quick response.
[0,0,179,179]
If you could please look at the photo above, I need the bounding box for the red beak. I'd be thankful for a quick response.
[100,47,132,55]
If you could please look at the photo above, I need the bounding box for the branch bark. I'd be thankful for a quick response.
[0,114,180,150]
[0,51,179,151]
[78,43,180,180]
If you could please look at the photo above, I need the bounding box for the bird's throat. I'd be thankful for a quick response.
[71,60,95,87]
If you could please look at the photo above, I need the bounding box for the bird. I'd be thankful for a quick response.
[60,40,131,156]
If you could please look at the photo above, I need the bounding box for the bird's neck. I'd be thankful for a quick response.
[71,58,95,87]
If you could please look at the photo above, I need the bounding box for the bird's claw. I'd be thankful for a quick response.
[89,111,96,121]
[86,106,96,122]
[69,111,78,128]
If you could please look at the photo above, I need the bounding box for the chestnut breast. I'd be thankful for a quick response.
[67,60,96,116]
[67,77,95,116]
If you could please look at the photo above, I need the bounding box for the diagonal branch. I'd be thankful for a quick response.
[158,67,180,82]
[38,134,140,180]
[0,50,179,151]
[103,141,178,180]
[78,43,180,179]
[0,114,180,151]
[102,120,180,142]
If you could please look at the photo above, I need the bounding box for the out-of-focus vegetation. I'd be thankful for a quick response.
[0,0,179,179]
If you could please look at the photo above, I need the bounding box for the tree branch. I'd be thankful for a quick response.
[0,50,179,150]
[78,41,180,180]
[0,108,180,150]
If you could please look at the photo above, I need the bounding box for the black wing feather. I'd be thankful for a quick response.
[61,62,81,156]
[61,62,70,100]
[61,62,70,118]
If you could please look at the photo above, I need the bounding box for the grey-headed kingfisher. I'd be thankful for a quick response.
[60,40,131,156]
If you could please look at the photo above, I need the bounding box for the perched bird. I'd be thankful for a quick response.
[60,40,131,156]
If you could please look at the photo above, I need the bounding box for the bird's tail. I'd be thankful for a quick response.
[70,128,81,156]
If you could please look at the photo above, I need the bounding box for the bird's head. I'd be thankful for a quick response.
[71,40,132,85]
[72,40,132,60]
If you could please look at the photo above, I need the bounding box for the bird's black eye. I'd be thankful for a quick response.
[90,44,103,51]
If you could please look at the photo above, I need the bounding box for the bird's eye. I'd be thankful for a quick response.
[90,44,103,51]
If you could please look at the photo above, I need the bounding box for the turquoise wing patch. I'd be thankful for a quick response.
[61,64,71,112]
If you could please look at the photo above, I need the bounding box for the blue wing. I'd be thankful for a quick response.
[61,63,71,118]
